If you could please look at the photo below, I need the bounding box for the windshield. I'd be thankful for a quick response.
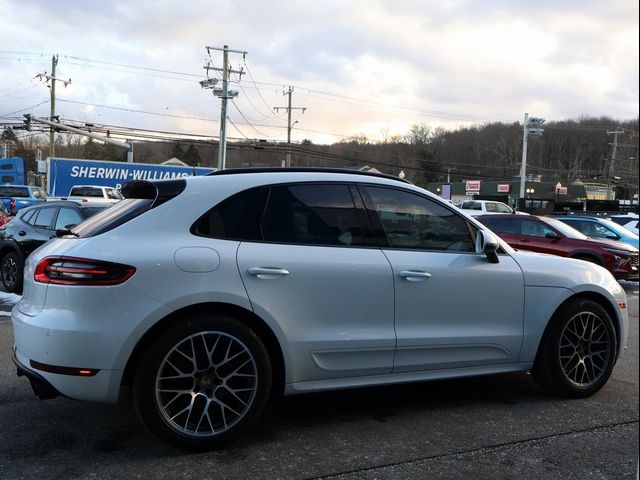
[600,218,639,239]
[543,217,588,239]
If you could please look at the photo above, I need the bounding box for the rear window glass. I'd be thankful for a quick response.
[0,186,29,197]
[70,187,103,197]
[71,199,152,237]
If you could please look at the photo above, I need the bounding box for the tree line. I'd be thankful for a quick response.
[2,115,638,198]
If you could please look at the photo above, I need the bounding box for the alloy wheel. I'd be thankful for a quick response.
[558,311,612,388]
[154,331,258,437]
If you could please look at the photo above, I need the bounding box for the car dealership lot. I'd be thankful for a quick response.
[0,283,637,480]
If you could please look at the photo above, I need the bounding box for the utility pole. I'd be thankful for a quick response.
[35,55,71,158]
[518,113,545,201]
[606,129,624,200]
[274,86,306,167]
[203,45,246,170]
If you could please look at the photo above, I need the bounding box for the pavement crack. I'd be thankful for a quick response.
[305,420,639,480]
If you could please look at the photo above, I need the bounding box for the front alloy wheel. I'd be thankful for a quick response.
[558,310,612,388]
[532,298,617,398]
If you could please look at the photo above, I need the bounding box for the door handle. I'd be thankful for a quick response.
[18,231,26,236]
[399,270,432,281]
[520,238,530,242]
[248,267,290,279]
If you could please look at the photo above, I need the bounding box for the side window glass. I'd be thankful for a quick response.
[484,217,517,234]
[261,184,365,246]
[21,209,36,224]
[55,208,84,230]
[496,203,512,213]
[362,186,474,252]
[485,203,497,212]
[33,208,56,228]
[521,220,554,238]
[193,187,268,241]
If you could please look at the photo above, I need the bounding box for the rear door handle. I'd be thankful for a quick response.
[399,270,432,282]
[248,267,290,279]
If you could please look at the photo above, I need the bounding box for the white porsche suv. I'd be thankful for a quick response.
[11,168,629,451]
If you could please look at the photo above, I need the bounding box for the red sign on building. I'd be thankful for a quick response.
[497,184,511,193]
[466,180,481,192]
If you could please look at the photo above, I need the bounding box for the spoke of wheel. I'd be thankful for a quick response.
[206,335,221,365]
[158,388,193,394]
[223,387,249,407]
[162,392,183,411]
[175,346,196,370]
[189,396,209,433]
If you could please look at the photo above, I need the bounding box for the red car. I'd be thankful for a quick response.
[477,214,639,280]
[0,202,12,227]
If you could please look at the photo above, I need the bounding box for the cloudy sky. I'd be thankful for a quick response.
[1,0,638,146]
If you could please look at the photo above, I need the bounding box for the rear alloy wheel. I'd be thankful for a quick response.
[133,313,272,451]
[533,298,617,398]
[1,251,23,294]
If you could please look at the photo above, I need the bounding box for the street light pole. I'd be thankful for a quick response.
[519,113,529,201]
[519,113,545,202]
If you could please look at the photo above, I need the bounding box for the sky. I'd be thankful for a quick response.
[0,0,638,148]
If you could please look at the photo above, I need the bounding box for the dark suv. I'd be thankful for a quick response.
[477,214,639,280]
[0,201,108,293]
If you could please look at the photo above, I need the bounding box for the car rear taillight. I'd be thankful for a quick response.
[34,256,136,286]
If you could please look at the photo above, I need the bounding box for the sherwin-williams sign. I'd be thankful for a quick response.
[47,157,215,196]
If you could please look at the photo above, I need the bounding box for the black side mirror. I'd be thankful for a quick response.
[545,231,560,240]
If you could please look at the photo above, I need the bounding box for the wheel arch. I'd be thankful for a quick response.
[567,249,604,266]
[534,291,622,363]
[122,302,286,396]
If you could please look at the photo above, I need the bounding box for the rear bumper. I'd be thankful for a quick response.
[12,347,60,400]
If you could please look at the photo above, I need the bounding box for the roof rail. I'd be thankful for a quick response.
[206,167,410,184]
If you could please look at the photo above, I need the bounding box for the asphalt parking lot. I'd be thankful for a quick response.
[0,283,637,480]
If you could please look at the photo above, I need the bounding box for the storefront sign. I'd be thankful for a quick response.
[465,180,481,192]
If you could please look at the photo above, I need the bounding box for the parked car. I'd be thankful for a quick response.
[460,200,528,216]
[12,169,629,451]
[609,214,639,235]
[556,216,639,249]
[48,185,124,204]
[0,201,13,227]
[0,201,109,293]
[477,214,639,280]
[0,184,48,213]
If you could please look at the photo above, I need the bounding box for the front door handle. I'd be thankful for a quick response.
[399,270,432,281]
[248,267,290,279]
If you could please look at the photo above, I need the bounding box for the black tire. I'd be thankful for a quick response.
[1,250,24,294]
[532,298,617,398]
[573,255,602,266]
[133,312,272,451]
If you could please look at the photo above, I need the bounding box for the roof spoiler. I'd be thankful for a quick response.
[121,179,186,208]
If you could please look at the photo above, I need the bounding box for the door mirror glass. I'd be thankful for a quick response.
[545,231,560,239]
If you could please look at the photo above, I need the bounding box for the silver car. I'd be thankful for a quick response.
[12,169,629,451]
